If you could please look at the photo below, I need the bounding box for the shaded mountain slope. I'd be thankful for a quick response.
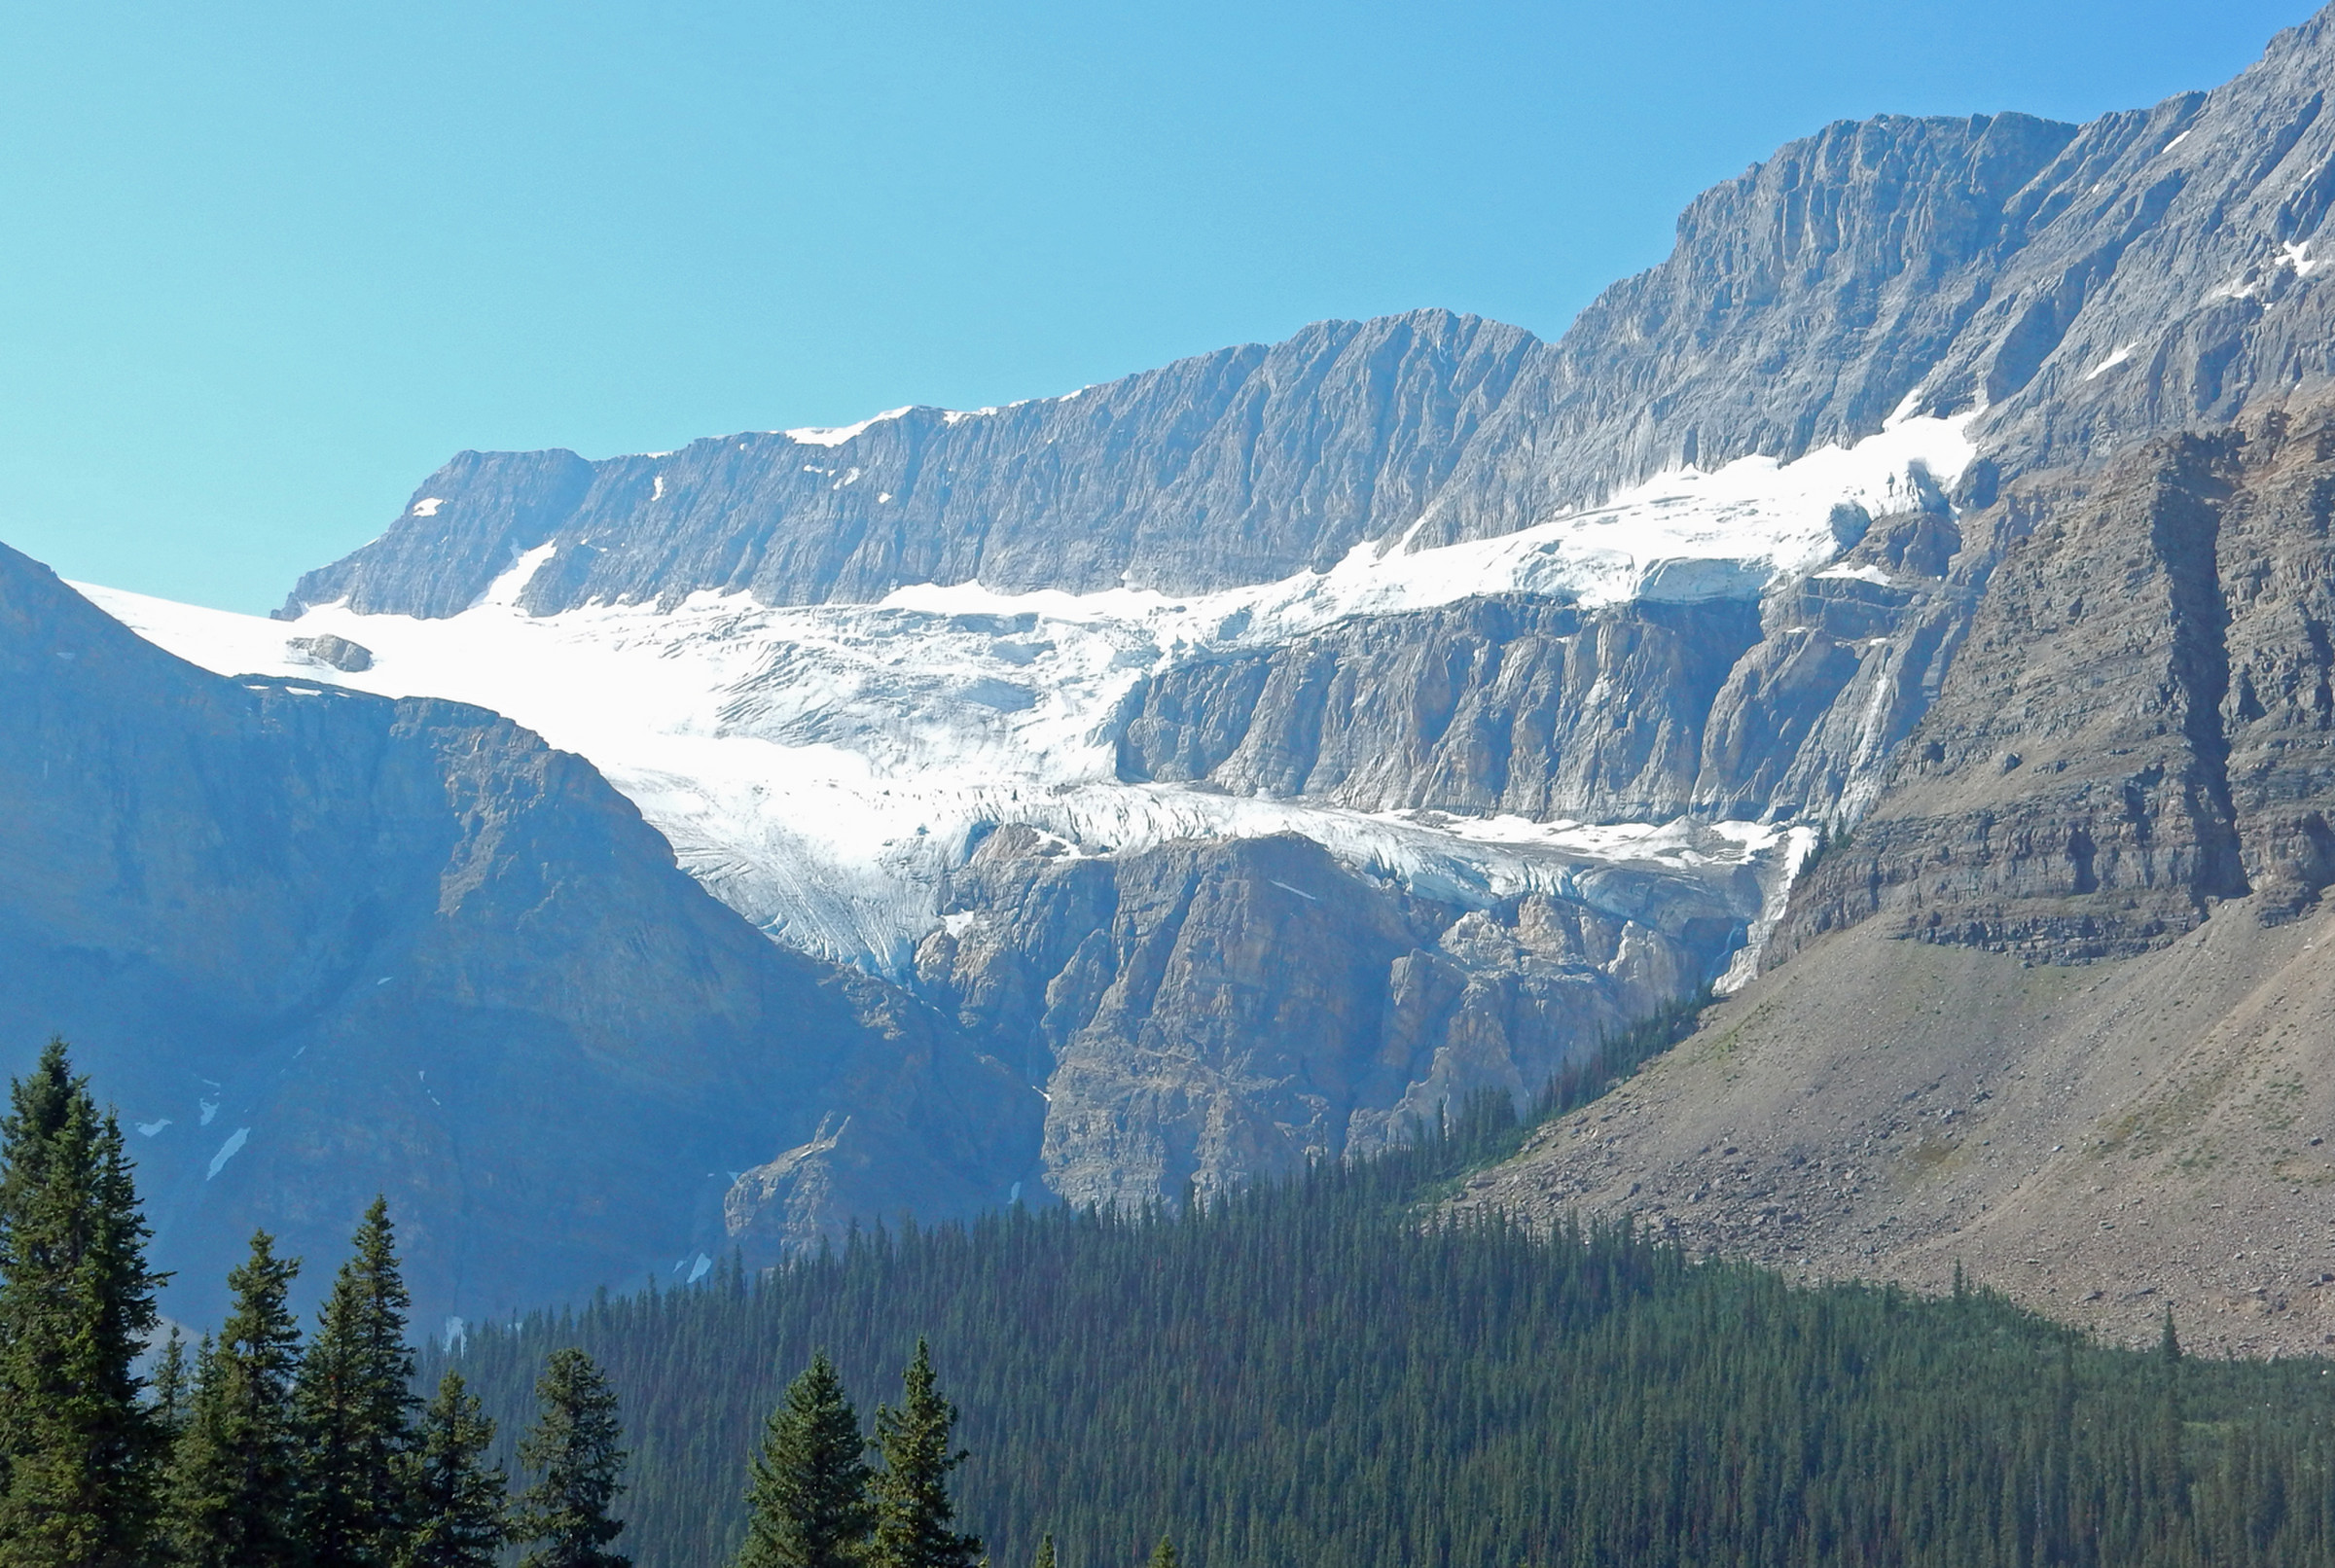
[0,539,1039,1326]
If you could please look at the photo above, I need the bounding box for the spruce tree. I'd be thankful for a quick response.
[867,1341,980,1568]
[735,1351,873,1568]
[0,1038,167,1567]
[1146,1536,1178,1568]
[151,1331,192,1443]
[399,1370,508,1568]
[297,1197,420,1567]
[516,1347,629,1568]
[167,1231,305,1568]
[1030,1534,1055,1568]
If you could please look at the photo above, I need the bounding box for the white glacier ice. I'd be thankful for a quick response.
[74,415,1971,980]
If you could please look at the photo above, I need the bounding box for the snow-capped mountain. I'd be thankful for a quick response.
[39,5,2335,1286]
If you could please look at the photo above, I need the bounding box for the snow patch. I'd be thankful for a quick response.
[135,1119,170,1137]
[411,498,445,517]
[198,1098,219,1126]
[2084,343,2136,379]
[2282,240,2322,278]
[1814,562,1891,586]
[784,408,912,447]
[476,542,557,610]
[2164,129,2192,153]
[206,1127,250,1180]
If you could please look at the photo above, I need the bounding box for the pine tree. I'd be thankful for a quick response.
[735,1351,873,1568]
[297,1196,420,1567]
[1146,1536,1178,1568]
[0,1038,167,1567]
[151,1331,192,1443]
[167,1230,305,1568]
[867,1341,980,1568]
[517,1348,629,1568]
[1031,1534,1055,1568]
[399,1370,508,1568]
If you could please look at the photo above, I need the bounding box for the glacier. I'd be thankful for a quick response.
[76,412,1968,979]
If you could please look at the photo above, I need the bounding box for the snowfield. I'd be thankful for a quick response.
[76,414,1964,978]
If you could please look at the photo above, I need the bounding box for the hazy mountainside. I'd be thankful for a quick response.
[0,539,1038,1327]
[906,824,1751,1209]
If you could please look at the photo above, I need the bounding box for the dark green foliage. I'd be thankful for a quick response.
[427,1090,2335,1568]
[169,1230,306,1568]
[735,1352,871,1568]
[517,1348,629,1568]
[1029,1534,1053,1568]
[867,1342,978,1568]
[152,1331,192,1443]
[298,1195,422,1567]
[399,1371,508,1568]
[1146,1536,1178,1568]
[0,1038,166,1566]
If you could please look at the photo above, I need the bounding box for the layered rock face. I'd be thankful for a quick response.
[287,10,2335,621]
[914,826,1757,1206]
[1117,597,1765,821]
[1114,530,1971,832]
[1779,402,2335,963]
[0,541,1038,1322]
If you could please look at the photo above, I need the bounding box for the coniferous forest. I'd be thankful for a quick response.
[438,1089,2335,1568]
[12,1032,2335,1566]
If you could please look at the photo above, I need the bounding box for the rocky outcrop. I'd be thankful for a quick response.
[1777,400,2335,964]
[1117,596,1764,821]
[1113,518,1969,832]
[286,9,2335,621]
[283,311,1541,615]
[912,825,1760,1208]
[0,541,1039,1324]
[287,632,374,672]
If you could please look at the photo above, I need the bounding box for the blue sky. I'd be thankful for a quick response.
[1,0,2317,611]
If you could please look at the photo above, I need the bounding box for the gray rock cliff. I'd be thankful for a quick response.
[1777,397,2335,963]
[282,9,2335,623]
[913,825,1760,1207]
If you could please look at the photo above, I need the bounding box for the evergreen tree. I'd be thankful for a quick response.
[735,1351,872,1568]
[1031,1535,1054,1568]
[1145,1537,1177,1568]
[399,1370,508,1568]
[517,1348,629,1568]
[151,1331,192,1443]
[296,1196,420,1567]
[168,1231,305,1568]
[0,1038,167,1567]
[867,1341,979,1568]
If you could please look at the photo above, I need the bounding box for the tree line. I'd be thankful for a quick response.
[0,1040,633,1567]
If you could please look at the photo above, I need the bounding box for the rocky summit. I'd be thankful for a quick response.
[24,7,2335,1329]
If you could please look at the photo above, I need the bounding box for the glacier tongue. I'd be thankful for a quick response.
[69,415,1962,975]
